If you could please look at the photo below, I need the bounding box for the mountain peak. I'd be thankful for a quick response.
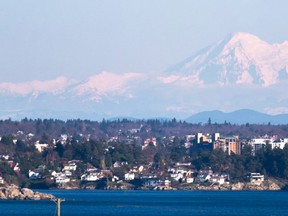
[166,32,288,87]
[227,32,262,42]
[221,32,269,52]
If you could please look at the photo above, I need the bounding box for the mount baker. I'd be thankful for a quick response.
[0,32,288,120]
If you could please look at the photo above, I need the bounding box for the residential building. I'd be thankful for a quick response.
[142,137,157,149]
[34,142,48,153]
[55,176,70,184]
[271,138,288,149]
[124,172,135,181]
[0,176,4,184]
[249,173,264,183]
[196,169,213,183]
[209,175,226,185]
[214,136,241,155]
[249,137,272,153]
[28,170,41,180]
[63,162,77,171]
[81,173,101,181]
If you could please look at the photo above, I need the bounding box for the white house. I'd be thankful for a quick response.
[27,133,34,139]
[28,170,41,180]
[249,173,264,183]
[142,137,157,149]
[60,134,68,144]
[186,177,194,183]
[271,138,288,149]
[124,172,135,181]
[86,164,97,172]
[112,176,119,182]
[13,163,20,172]
[169,167,192,181]
[51,171,62,177]
[63,163,77,171]
[209,175,226,185]
[196,170,213,183]
[81,173,101,181]
[63,170,72,177]
[55,176,70,184]
[170,172,184,181]
[35,142,48,153]
[1,155,9,160]
[0,176,4,184]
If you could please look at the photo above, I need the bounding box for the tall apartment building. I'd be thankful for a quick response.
[213,135,241,155]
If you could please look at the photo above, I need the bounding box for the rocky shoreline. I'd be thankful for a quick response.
[0,184,55,200]
[179,179,282,191]
[57,178,284,191]
[0,179,284,199]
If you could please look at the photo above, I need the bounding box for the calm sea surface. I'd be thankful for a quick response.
[1,190,288,216]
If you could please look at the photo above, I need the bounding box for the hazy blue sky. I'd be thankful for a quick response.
[1,0,288,82]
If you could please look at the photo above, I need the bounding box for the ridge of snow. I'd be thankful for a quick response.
[166,32,288,87]
[0,77,72,97]
[73,71,145,101]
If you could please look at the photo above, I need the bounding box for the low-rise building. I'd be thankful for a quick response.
[124,172,135,181]
[28,170,41,180]
[63,162,77,171]
[81,173,99,181]
[55,176,70,184]
[196,169,213,183]
[186,177,194,183]
[142,137,157,149]
[13,163,20,172]
[34,142,48,153]
[209,175,226,185]
[168,167,192,182]
[249,173,264,183]
[0,176,4,184]
[0,155,10,160]
[272,138,288,149]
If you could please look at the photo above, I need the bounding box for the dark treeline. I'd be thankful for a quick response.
[0,118,287,139]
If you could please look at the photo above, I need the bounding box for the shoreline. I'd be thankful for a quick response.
[1,178,285,198]
[0,184,55,200]
[41,179,284,191]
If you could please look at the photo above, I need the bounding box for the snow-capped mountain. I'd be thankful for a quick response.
[0,72,144,102]
[1,32,288,120]
[166,32,288,86]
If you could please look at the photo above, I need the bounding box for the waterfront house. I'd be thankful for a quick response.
[28,170,41,180]
[249,173,264,183]
[55,176,70,184]
[209,175,226,185]
[81,173,99,181]
[124,172,135,181]
[196,169,213,183]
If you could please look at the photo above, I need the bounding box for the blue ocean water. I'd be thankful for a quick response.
[1,190,288,216]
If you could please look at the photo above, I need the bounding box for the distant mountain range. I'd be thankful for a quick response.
[0,32,288,120]
[109,109,288,125]
[185,109,288,125]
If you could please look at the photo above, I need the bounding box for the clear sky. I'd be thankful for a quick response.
[1,0,288,82]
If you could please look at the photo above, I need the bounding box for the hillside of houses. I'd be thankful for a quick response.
[0,118,288,190]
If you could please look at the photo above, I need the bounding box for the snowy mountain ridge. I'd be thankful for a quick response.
[0,32,288,120]
[166,32,288,86]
